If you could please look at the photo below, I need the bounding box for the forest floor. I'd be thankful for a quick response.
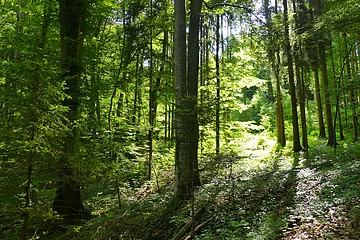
[12,133,360,239]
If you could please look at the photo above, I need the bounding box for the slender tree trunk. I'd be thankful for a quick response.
[215,14,221,156]
[299,64,308,150]
[291,0,308,150]
[330,42,344,140]
[344,35,358,141]
[313,68,326,137]
[319,41,335,146]
[294,48,308,150]
[147,0,154,180]
[21,2,52,237]
[243,87,247,121]
[133,54,140,124]
[315,0,335,146]
[275,50,286,146]
[266,0,285,146]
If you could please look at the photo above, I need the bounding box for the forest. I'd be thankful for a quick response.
[1,0,360,239]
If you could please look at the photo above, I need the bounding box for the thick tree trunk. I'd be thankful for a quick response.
[53,0,85,218]
[174,0,191,201]
[187,0,202,187]
[283,0,302,152]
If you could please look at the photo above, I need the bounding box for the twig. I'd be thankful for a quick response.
[171,207,205,240]
[181,218,213,240]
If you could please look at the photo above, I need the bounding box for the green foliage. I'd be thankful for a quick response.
[1,0,360,239]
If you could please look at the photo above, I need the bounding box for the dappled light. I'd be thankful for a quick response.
[1,0,360,239]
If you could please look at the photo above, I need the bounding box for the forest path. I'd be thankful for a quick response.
[64,135,360,240]
[196,135,360,239]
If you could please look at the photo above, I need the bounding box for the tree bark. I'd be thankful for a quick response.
[319,41,335,146]
[215,14,221,156]
[265,0,285,146]
[147,0,154,180]
[53,0,86,218]
[344,34,358,141]
[174,0,191,201]
[315,0,335,146]
[314,68,326,138]
[187,0,202,187]
[330,42,344,140]
[283,0,302,152]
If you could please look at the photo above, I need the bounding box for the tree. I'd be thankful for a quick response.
[314,0,335,146]
[264,0,286,146]
[215,14,221,156]
[292,0,308,150]
[174,0,191,201]
[187,0,202,187]
[344,34,358,141]
[52,0,86,218]
[283,0,302,152]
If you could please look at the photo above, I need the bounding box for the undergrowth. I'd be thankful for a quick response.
[2,134,360,239]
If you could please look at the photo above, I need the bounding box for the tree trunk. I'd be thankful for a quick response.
[243,87,248,121]
[315,0,335,146]
[147,0,154,180]
[330,42,344,140]
[187,0,202,187]
[294,47,308,150]
[276,49,286,146]
[283,0,302,152]
[299,64,308,150]
[314,68,326,138]
[215,14,221,156]
[319,41,335,146]
[53,0,86,219]
[344,34,358,141]
[265,0,285,146]
[174,0,191,201]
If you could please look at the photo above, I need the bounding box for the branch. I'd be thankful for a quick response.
[202,1,253,13]
[202,0,268,28]
[171,207,205,240]
[180,218,213,240]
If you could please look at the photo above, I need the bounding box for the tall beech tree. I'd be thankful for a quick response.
[52,0,86,218]
[264,0,285,146]
[314,0,335,146]
[187,0,202,187]
[283,0,302,152]
[292,0,308,150]
[174,0,202,201]
[174,0,190,200]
